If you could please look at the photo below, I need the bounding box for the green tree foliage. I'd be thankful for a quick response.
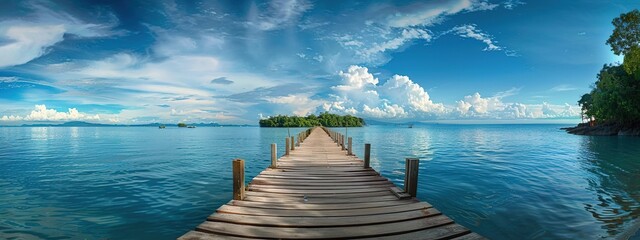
[607,9,640,75]
[579,10,640,124]
[259,113,365,127]
[177,123,187,127]
[607,9,640,56]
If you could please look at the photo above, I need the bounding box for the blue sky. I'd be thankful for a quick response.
[0,0,637,124]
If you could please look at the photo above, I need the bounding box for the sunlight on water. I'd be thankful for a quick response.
[1,125,639,239]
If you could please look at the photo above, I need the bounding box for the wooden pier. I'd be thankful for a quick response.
[179,127,483,239]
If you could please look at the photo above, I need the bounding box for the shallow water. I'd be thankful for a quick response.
[1,125,639,239]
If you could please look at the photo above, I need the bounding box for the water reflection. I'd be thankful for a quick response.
[580,136,640,237]
[30,127,48,141]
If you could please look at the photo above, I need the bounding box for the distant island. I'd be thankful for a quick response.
[7,121,253,127]
[566,10,640,136]
[259,113,365,127]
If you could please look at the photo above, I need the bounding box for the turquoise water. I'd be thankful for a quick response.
[1,125,639,239]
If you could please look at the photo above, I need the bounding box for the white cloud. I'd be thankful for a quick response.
[324,65,445,119]
[450,24,501,51]
[504,0,526,10]
[0,4,118,68]
[455,93,580,119]
[247,0,312,31]
[333,65,379,90]
[550,84,577,92]
[265,94,323,116]
[384,0,496,28]
[379,75,445,113]
[1,105,100,122]
[363,28,432,57]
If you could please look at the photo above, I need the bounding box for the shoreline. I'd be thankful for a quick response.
[562,122,640,136]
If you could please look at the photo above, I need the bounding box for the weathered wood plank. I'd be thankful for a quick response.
[451,232,487,240]
[227,199,419,210]
[360,223,471,240]
[208,208,441,227]
[196,215,453,239]
[242,195,400,204]
[178,231,253,240]
[215,202,432,217]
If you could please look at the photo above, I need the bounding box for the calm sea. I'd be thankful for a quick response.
[1,125,639,239]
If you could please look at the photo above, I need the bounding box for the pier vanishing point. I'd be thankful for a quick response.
[180,127,483,239]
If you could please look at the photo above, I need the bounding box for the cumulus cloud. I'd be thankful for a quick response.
[324,65,445,119]
[455,93,580,119]
[264,94,324,116]
[1,105,100,122]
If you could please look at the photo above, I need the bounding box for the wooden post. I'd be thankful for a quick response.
[232,159,245,200]
[270,143,277,168]
[291,136,295,150]
[364,143,371,168]
[404,158,419,197]
[285,137,290,156]
[347,137,353,155]
[341,135,345,150]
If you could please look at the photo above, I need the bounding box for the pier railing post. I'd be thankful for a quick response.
[232,159,245,200]
[270,143,277,168]
[341,135,345,151]
[364,143,371,168]
[404,158,419,197]
[347,137,353,155]
[285,138,290,156]
[291,136,295,150]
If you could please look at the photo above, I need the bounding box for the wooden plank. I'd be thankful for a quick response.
[196,215,453,239]
[208,208,441,227]
[243,195,400,204]
[390,186,412,200]
[244,190,394,198]
[215,202,432,217]
[249,179,394,186]
[227,199,419,210]
[451,232,487,240]
[248,183,395,190]
[248,186,393,194]
[361,223,471,240]
[252,175,388,181]
[178,231,253,240]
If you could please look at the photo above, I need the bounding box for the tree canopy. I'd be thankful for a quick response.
[259,113,365,127]
[579,10,640,124]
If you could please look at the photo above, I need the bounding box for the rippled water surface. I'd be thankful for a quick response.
[1,125,639,239]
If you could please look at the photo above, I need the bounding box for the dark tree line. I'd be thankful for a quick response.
[259,112,365,127]
[579,10,640,125]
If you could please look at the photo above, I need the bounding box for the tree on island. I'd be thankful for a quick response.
[578,9,640,125]
[177,123,187,127]
[259,112,365,127]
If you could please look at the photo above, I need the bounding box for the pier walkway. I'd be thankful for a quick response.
[180,127,483,239]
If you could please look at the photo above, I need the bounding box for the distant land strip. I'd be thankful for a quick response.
[259,113,365,127]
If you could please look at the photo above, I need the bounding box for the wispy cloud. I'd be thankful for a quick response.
[550,84,577,92]
[0,3,120,68]
[504,0,526,10]
[246,0,312,31]
[450,24,501,51]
